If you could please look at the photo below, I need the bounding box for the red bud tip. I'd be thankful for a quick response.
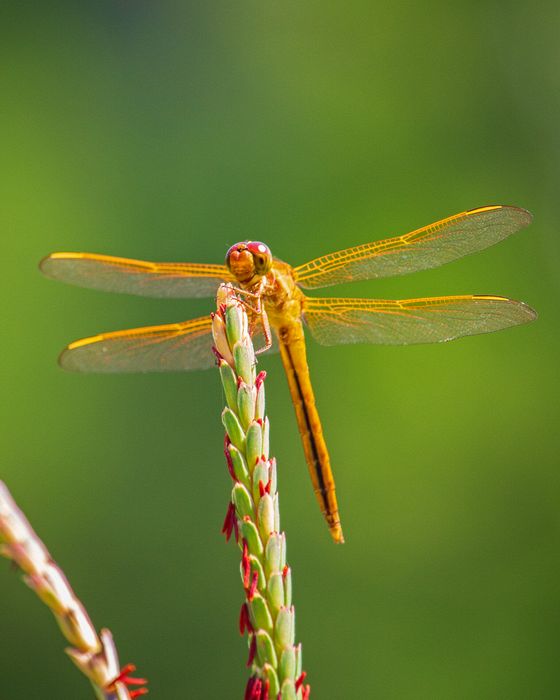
[301,684,311,700]
[295,672,307,692]
[265,478,271,494]
[262,678,270,700]
[239,603,253,635]
[211,345,223,363]
[221,502,236,541]
[282,565,289,579]
[256,418,264,427]
[219,303,227,316]
[233,516,239,543]
[242,540,251,588]
[255,370,267,389]
[251,678,262,699]
[106,663,148,697]
[224,439,237,481]
[247,634,257,667]
[247,570,259,600]
[258,480,266,497]
[245,676,257,700]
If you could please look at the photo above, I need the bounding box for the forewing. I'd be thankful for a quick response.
[304,295,537,346]
[60,316,215,372]
[294,205,532,288]
[40,252,233,298]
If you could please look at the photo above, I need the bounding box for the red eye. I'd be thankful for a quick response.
[247,242,272,274]
[246,242,270,256]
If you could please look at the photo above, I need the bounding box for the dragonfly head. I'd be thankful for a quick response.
[226,241,272,284]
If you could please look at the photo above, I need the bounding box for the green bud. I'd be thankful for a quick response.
[279,647,296,683]
[295,643,303,677]
[275,607,294,648]
[257,494,275,542]
[212,315,234,367]
[233,338,255,385]
[237,382,257,430]
[262,417,270,459]
[279,532,287,569]
[219,360,238,411]
[267,572,284,614]
[280,679,297,700]
[255,630,278,668]
[264,533,283,577]
[255,381,266,420]
[274,493,280,532]
[232,483,253,520]
[240,519,264,556]
[268,458,277,495]
[246,421,263,469]
[228,445,250,489]
[249,592,273,632]
[263,663,280,698]
[252,459,269,504]
[222,408,245,452]
[283,566,292,607]
[225,303,245,347]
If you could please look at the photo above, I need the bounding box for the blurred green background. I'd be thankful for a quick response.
[1,2,559,698]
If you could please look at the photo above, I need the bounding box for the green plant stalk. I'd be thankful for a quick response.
[212,284,311,700]
[0,481,147,700]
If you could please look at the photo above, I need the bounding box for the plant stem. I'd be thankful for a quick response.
[212,284,311,700]
[0,481,147,700]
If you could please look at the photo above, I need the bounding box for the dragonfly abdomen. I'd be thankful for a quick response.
[277,321,344,544]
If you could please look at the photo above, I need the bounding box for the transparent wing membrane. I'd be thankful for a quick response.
[40,252,232,298]
[294,205,532,288]
[60,316,215,372]
[303,295,537,346]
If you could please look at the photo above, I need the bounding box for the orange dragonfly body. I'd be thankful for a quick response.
[41,205,536,543]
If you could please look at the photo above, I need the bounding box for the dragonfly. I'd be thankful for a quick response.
[41,204,536,543]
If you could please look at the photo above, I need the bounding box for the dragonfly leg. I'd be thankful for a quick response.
[229,285,263,315]
[254,307,272,355]
[229,285,272,355]
[229,285,261,299]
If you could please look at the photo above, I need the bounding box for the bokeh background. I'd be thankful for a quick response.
[1,2,559,698]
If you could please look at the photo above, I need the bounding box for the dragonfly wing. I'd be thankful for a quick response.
[303,295,537,346]
[294,205,532,288]
[60,316,215,372]
[40,252,233,298]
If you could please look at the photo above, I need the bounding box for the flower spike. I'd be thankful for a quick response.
[212,284,310,698]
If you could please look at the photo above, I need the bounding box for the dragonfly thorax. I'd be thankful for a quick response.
[226,241,272,284]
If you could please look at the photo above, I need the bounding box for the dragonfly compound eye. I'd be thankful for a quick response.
[246,241,272,275]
